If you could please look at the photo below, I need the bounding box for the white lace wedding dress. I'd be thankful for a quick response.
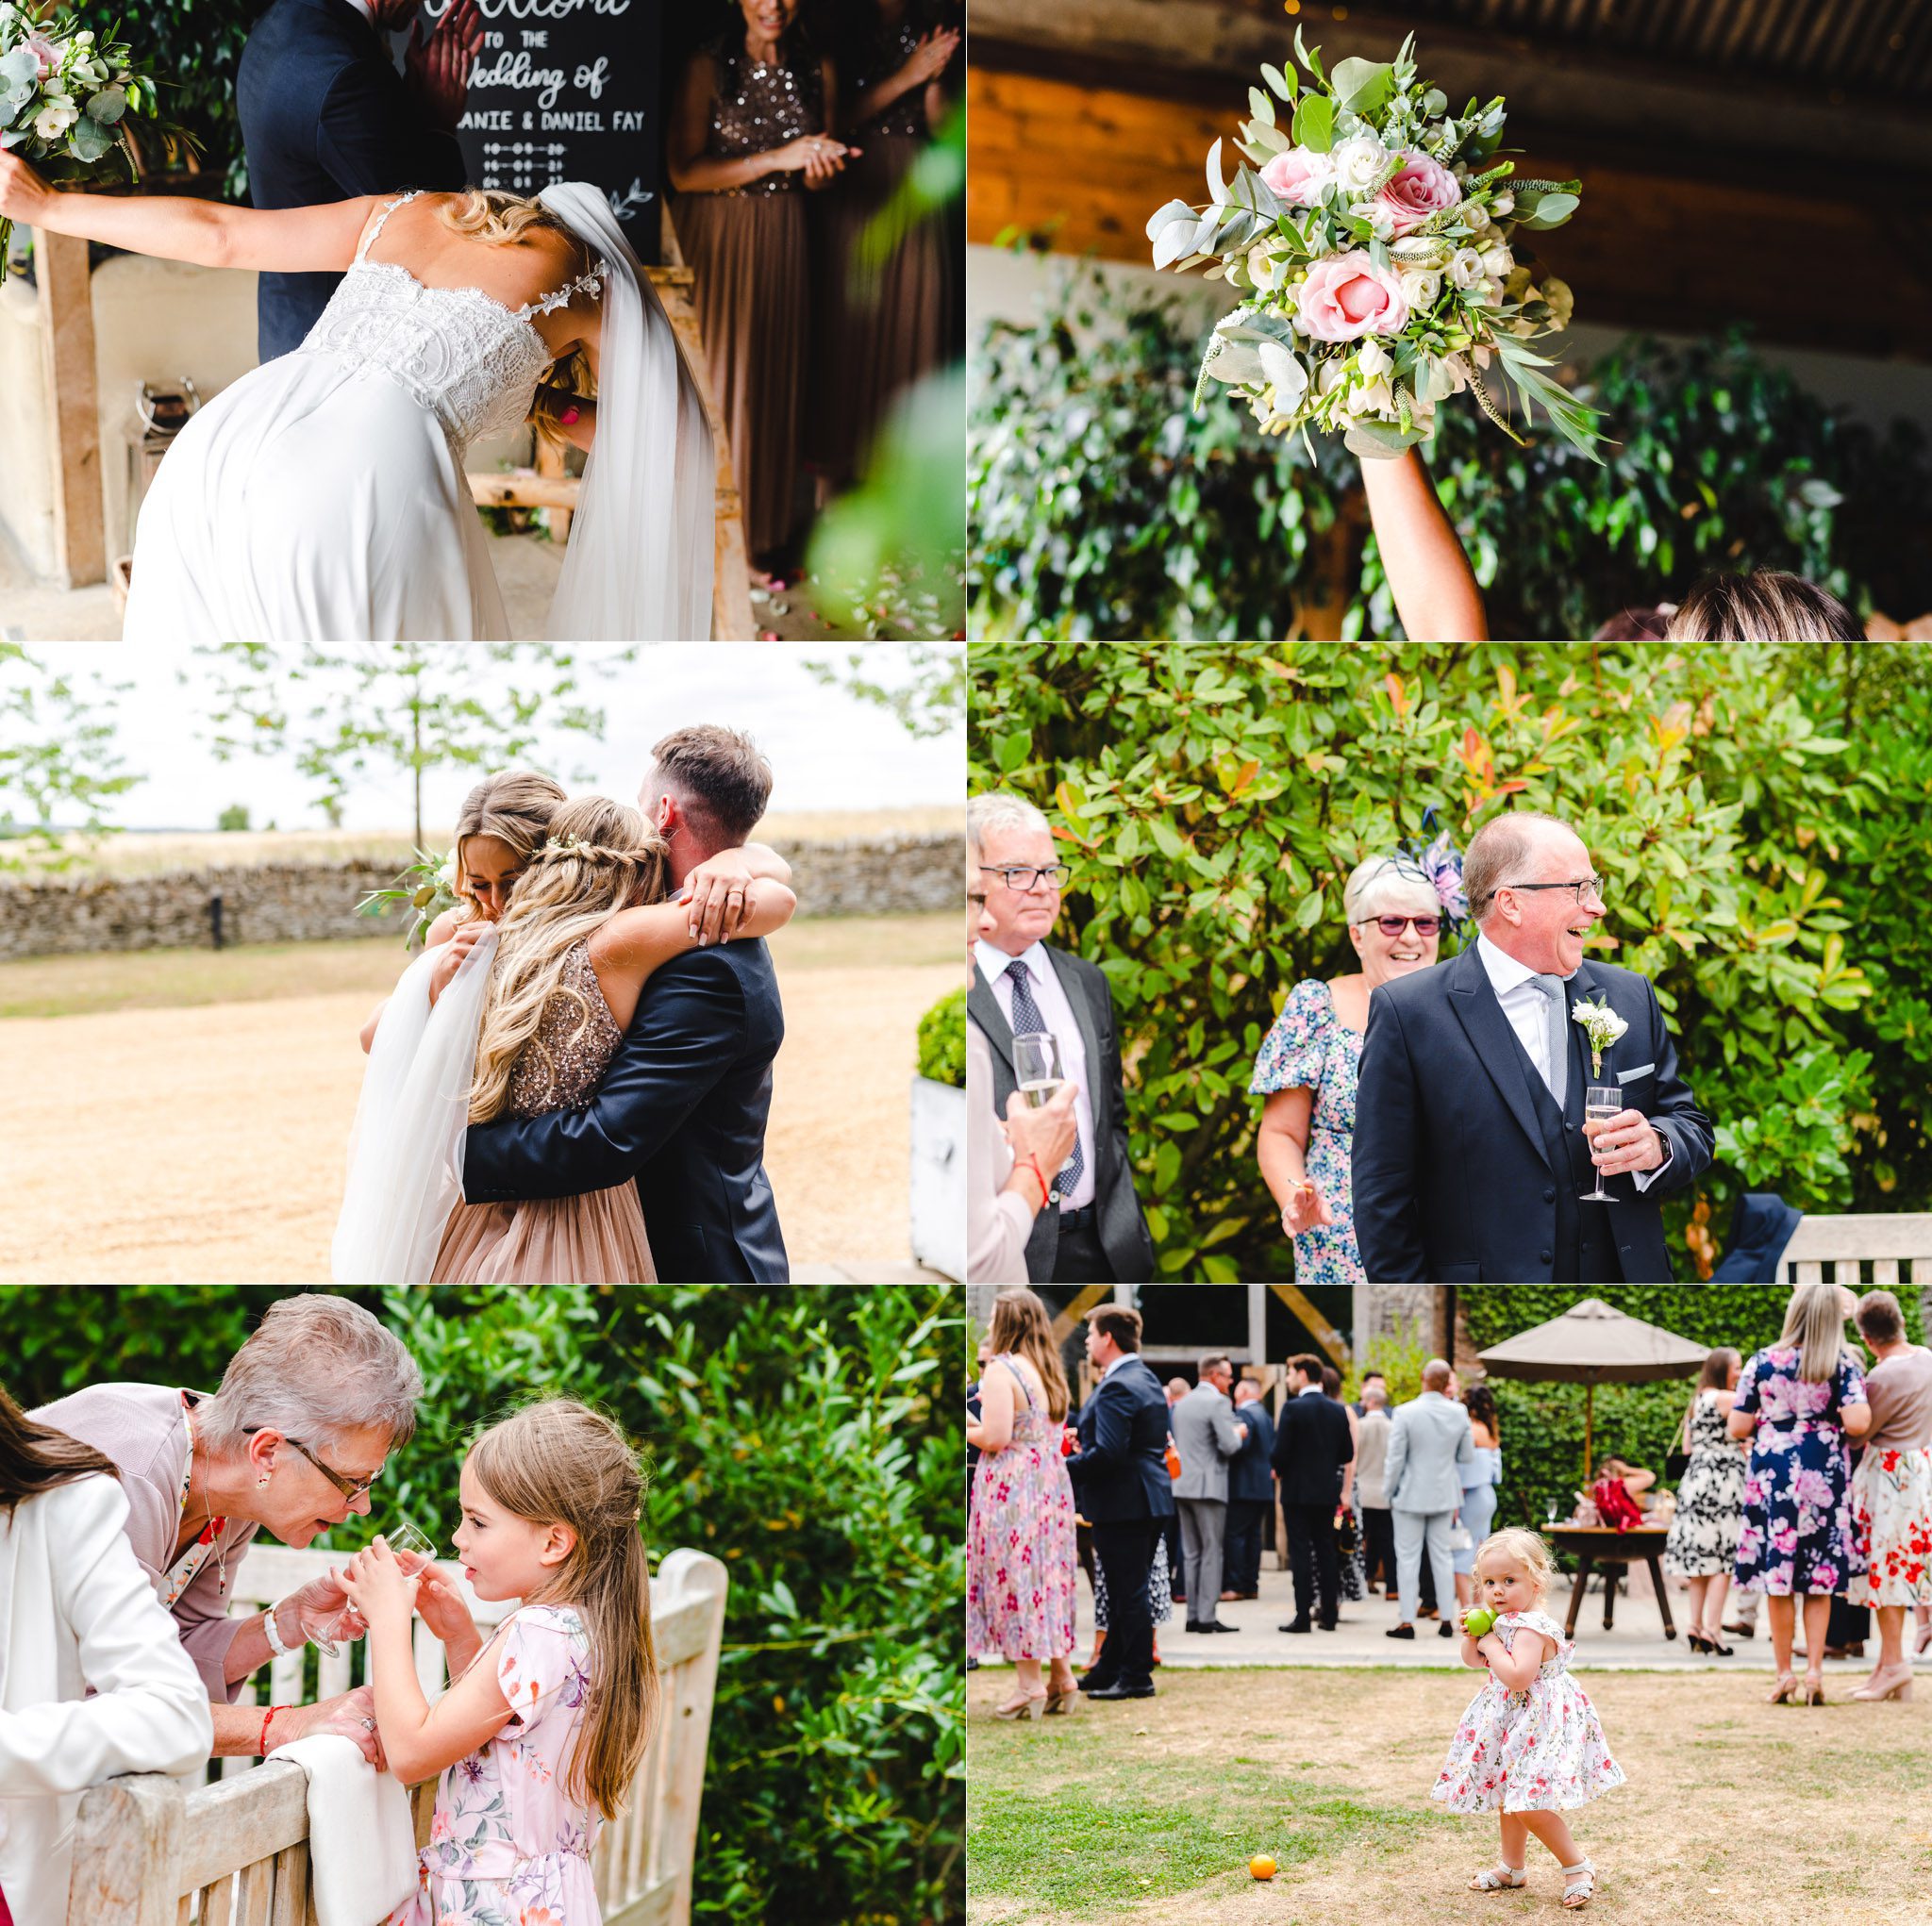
[122,188,714,642]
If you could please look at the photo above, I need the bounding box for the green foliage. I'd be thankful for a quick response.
[968,261,1354,639]
[194,641,634,849]
[1345,1326,1438,1408]
[801,641,966,740]
[917,985,966,1088]
[0,644,137,868]
[108,0,260,201]
[1461,1286,1925,1555]
[0,1285,964,1926]
[968,265,1932,639]
[968,640,1932,1281]
[216,803,251,832]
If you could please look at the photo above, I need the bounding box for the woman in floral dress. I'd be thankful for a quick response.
[965,1288,1079,1718]
[1252,854,1447,1284]
[1662,1347,1746,1652]
[1728,1285,1873,1704]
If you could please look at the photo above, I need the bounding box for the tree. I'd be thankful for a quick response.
[802,642,965,739]
[194,642,633,848]
[0,644,138,869]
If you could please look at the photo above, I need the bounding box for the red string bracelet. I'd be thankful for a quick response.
[1017,1154,1050,1209]
[260,1704,289,1756]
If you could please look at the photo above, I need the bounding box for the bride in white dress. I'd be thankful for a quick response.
[0,156,714,642]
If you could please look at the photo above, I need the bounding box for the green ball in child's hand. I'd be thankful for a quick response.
[1464,1607,1496,1636]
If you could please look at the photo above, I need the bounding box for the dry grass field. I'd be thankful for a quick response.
[0,914,954,1280]
[968,1667,1932,1926]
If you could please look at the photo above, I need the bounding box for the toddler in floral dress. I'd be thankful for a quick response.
[1432,1529,1624,1909]
[339,1401,658,1926]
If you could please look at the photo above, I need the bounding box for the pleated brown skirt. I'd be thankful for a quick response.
[811,132,952,484]
[676,187,808,560]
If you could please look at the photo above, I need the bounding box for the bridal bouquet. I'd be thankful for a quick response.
[0,3,194,282]
[357,847,461,950]
[1144,32,1603,461]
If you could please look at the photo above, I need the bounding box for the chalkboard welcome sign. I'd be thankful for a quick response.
[422,0,664,248]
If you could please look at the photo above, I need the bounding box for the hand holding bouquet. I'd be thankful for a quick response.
[0,2,195,282]
[1145,31,1603,462]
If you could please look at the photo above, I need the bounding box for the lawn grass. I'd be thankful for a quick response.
[0,915,955,1019]
[967,1667,1932,1926]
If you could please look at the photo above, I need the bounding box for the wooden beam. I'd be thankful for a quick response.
[1266,1282,1348,1369]
[1049,1282,1114,1344]
[37,231,106,588]
[967,62,1932,362]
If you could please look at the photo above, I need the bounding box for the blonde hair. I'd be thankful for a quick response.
[1775,1282,1851,1383]
[469,797,670,1123]
[453,770,568,922]
[468,1402,656,1821]
[986,1288,1072,1422]
[1664,571,1862,642]
[1474,1527,1554,1603]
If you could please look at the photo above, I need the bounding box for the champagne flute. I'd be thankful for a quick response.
[1579,1086,1621,1203]
[1011,1031,1066,1111]
[305,1519,437,1655]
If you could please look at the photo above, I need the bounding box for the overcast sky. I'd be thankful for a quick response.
[24,644,962,831]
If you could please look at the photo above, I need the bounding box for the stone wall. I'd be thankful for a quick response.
[0,833,957,960]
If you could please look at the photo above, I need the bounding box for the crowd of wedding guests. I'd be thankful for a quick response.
[965,1281,1932,1715]
[669,0,961,580]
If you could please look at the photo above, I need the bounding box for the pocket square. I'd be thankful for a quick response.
[1617,1062,1657,1084]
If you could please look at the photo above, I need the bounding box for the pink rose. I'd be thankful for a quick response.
[26,35,60,77]
[1295,250,1410,341]
[1377,150,1460,237]
[1259,146,1331,208]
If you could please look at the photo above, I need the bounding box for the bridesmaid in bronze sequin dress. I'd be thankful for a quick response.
[814,2,958,486]
[670,0,855,572]
[431,795,796,1283]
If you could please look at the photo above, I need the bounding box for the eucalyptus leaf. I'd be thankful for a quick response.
[1330,57,1395,115]
[1248,85,1274,128]
[1291,92,1334,154]
[1293,24,1324,84]
[1144,197,1197,242]
[1344,419,1426,458]
[85,84,127,125]
[1206,136,1228,206]
[66,113,111,162]
[1260,61,1296,103]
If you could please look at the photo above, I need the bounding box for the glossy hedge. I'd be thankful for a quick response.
[967,640,1932,1281]
[0,1284,965,1926]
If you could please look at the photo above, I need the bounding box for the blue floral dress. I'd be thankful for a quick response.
[389,1604,600,1926]
[1731,1346,1868,1598]
[1250,979,1364,1286]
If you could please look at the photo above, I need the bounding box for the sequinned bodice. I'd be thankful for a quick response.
[703,39,824,193]
[295,193,608,451]
[853,20,931,139]
[508,941,624,1119]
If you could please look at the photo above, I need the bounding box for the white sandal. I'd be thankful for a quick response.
[1560,1860,1595,1908]
[1470,1865,1527,1892]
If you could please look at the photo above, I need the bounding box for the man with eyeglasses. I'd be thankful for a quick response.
[1353,810,1712,1283]
[965,793,1155,1284]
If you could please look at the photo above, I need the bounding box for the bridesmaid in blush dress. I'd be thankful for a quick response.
[670,0,855,573]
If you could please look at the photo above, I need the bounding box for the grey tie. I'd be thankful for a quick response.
[1531,974,1568,1109]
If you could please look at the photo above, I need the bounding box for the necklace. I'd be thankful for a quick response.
[179,1392,231,1597]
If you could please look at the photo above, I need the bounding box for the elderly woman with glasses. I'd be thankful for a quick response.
[28,1292,425,1764]
[1251,854,1449,1284]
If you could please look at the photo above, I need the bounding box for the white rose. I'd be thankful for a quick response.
[1491,191,1514,217]
[1481,241,1515,279]
[1397,266,1441,311]
[1447,246,1488,291]
[1462,200,1491,234]
[1317,357,1346,396]
[1345,376,1394,423]
[1257,340,1309,415]
[1331,134,1390,195]
[1356,339,1391,378]
[1244,242,1283,293]
[34,100,77,140]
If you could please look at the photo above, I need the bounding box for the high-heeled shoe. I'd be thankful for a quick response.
[1767,1672,1801,1704]
[992,1691,1048,1720]
[1803,1676,1826,1706]
[1695,1629,1733,1656]
[1849,1664,1913,1702]
[1688,1632,1710,1653]
[1043,1685,1083,1716]
[1915,1620,1932,1657]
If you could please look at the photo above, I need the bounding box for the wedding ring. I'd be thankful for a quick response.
[362,1717,376,1729]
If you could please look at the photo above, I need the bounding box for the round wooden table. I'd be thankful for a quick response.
[1547,1525,1677,1641]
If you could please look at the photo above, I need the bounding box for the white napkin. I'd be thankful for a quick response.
[268,1733,420,1926]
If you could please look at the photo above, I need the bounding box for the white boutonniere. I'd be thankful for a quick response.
[1571,997,1629,1078]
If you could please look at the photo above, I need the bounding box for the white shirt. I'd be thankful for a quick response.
[1296,1382,1324,1397]
[1474,929,1669,1190]
[1100,1351,1139,1383]
[343,0,376,23]
[974,937,1098,1211]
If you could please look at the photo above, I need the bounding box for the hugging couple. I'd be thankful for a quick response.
[334,725,792,1285]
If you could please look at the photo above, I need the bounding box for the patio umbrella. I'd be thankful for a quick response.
[1476,1296,1708,1483]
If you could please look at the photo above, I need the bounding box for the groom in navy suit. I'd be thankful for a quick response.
[1353,810,1712,1283]
[238,0,484,360]
[461,727,790,1283]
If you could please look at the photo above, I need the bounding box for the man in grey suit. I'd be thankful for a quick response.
[1171,1354,1247,1634]
[1383,1357,1474,1640]
[966,792,1155,1283]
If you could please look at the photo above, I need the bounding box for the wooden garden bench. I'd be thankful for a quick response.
[62,1547,728,1926]
[1777,1212,1932,1286]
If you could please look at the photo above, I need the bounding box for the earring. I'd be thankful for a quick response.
[258,1474,271,1486]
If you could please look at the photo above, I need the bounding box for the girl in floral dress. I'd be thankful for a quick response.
[1433,1529,1624,1909]
[339,1401,658,1926]
[1729,1283,1872,1705]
